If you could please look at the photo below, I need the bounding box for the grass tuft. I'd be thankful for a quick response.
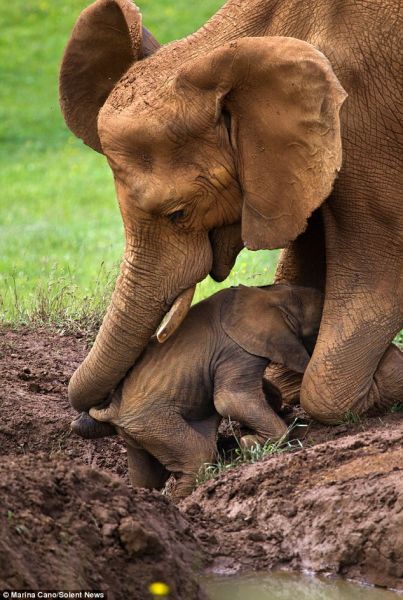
[0,251,280,335]
[342,410,362,425]
[0,264,116,339]
[394,331,403,348]
[196,419,304,486]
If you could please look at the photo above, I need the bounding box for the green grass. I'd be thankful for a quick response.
[342,410,362,425]
[196,420,304,486]
[0,0,279,326]
[395,331,403,347]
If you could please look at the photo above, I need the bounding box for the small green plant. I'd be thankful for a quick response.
[197,419,304,485]
[390,402,403,413]
[342,410,362,425]
[395,330,403,348]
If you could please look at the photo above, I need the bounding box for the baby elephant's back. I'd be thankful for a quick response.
[120,291,227,417]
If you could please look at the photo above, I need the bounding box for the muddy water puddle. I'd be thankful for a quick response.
[204,572,401,599]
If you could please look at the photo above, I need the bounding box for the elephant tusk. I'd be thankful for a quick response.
[156,286,196,343]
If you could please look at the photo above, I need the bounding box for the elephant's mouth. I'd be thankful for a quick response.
[156,286,196,343]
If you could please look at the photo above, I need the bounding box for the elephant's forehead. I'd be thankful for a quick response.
[98,106,179,166]
[100,112,156,147]
[117,174,180,213]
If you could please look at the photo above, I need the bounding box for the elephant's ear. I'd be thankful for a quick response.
[59,0,160,153]
[221,286,310,373]
[178,37,347,250]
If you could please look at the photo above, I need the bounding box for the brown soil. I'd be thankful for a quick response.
[0,329,206,600]
[1,327,402,594]
[0,328,128,478]
[0,454,206,599]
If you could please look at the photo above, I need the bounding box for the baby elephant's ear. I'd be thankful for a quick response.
[221,287,310,373]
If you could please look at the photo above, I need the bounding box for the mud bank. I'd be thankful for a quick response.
[0,329,206,599]
[181,423,403,590]
[1,327,402,594]
[0,454,206,599]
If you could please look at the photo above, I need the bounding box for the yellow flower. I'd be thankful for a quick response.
[149,581,170,597]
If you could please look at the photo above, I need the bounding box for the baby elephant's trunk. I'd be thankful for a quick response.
[70,411,117,439]
[70,385,123,439]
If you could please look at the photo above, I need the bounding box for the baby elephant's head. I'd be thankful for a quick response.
[221,284,323,373]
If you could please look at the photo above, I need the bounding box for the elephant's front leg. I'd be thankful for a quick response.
[214,356,288,448]
[269,196,403,419]
[303,320,403,423]
[137,411,221,499]
[301,194,403,422]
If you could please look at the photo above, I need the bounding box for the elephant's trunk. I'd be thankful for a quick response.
[68,254,166,412]
[69,205,213,413]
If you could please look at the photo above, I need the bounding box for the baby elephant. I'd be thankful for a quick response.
[74,284,322,498]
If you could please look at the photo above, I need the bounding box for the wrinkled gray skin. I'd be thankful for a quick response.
[72,284,323,498]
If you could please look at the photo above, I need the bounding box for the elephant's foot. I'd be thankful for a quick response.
[302,343,403,424]
[70,411,117,439]
[240,430,288,450]
[347,343,403,416]
[170,474,198,501]
[240,434,261,449]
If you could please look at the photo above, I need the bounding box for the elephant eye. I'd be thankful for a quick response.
[168,209,186,224]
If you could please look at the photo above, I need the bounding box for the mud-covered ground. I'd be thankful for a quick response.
[0,328,402,594]
[0,328,206,600]
[181,423,403,590]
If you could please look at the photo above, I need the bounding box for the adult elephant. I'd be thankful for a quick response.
[60,0,402,424]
